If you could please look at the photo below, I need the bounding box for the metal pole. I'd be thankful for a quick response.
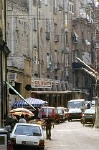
[0,48,2,127]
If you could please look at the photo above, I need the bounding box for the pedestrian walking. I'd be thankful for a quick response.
[45,115,53,140]
[38,107,42,119]
[19,114,26,123]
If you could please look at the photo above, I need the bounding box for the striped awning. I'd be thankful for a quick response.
[12,97,48,108]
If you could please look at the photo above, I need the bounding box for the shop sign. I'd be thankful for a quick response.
[31,78,52,88]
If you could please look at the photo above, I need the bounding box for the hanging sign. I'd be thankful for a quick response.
[31,78,52,88]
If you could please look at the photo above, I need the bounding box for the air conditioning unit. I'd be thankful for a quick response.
[9,73,17,82]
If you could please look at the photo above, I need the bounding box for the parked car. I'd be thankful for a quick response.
[81,109,95,127]
[9,123,45,150]
[41,106,60,123]
[91,100,95,108]
[56,107,67,122]
[67,108,82,121]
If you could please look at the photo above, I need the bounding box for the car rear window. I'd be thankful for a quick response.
[57,109,64,114]
[42,108,54,114]
[84,109,95,114]
[14,125,41,136]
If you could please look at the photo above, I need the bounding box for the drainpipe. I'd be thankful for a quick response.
[37,1,41,78]
[0,41,3,127]
[63,0,66,81]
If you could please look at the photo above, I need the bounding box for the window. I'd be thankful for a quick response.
[53,0,57,8]
[47,53,51,69]
[54,50,57,63]
[45,0,48,5]
[46,19,50,40]
[33,18,37,31]
[46,19,50,32]
[34,47,38,64]
[69,2,74,13]
[53,0,57,14]
[33,0,37,6]
[54,23,57,35]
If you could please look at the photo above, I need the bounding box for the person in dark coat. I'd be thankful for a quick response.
[45,115,53,140]
[5,113,18,131]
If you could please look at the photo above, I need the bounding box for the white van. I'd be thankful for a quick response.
[67,99,86,112]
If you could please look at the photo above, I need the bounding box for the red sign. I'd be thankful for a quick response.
[31,78,52,88]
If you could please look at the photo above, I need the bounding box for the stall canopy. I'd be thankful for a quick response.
[12,97,48,108]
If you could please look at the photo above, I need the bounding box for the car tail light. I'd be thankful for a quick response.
[9,144,13,150]
[67,114,70,117]
[80,114,83,117]
[39,140,45,146]
[10,138,16,145]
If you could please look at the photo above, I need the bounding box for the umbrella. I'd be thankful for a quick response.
[13,97,48,108]
[10,108,34,116]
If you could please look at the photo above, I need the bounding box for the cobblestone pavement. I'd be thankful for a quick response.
[43,121,99,150]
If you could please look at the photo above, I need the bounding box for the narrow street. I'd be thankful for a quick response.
[44,120,99,150]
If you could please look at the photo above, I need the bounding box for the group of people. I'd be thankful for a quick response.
[4,107,53,140]
[4,113,27,132]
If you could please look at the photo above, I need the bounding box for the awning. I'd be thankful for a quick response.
[76,57,99,80]
[82,68,96,78]
[31,90,72,94]
[12,97,48,108]
[76,57,98,74]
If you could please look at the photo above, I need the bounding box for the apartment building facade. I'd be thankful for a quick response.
[6,0,97,109]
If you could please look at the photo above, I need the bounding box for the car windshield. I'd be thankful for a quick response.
[84,109,95,114]
[68,101,83,108]
[14,125,41,136]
